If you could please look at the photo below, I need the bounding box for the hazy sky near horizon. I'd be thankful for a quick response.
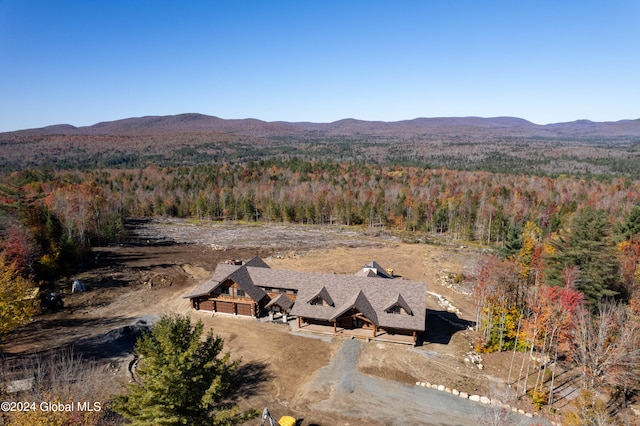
[1,0,639,132]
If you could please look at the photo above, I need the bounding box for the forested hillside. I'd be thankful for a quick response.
[2,114,640,178]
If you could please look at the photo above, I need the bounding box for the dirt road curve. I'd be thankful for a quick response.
[2,220,555,425]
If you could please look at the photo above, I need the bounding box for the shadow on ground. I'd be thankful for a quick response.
[423,309,475,345]
[232,361,270,399]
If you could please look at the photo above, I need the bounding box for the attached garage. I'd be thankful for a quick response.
[236,303,254,316]
[199,300,214,311]
[216,301,234,314]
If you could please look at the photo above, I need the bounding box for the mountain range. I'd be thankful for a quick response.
[4,114,640,138]
[3,113,640,177]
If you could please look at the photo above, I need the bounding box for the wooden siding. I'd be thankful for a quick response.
[380,327,414,337]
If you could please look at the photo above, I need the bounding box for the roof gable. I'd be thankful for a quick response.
[330,290,378,324]
[354,269,378,278]
[307,286,334,307]
[227,267,267,302]
[265,294,294,311]
[183,263,241,298]
[290,277,426,332]
[245,256,270,268]
[385,294,413,316]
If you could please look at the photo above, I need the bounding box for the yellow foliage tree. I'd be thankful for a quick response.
[562,389,612,426]
[516,221,542,282]
[0,256,39,341]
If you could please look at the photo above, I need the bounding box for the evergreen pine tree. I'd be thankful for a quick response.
[113,314,258,425]
[546,207,620,305]
[615,205,640,240]
[500,222,522,259]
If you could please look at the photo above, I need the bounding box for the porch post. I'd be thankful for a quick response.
[333,321,337,333]
[297,316,301,328]
[373,325,377,337]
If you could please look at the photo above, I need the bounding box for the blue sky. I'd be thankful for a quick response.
[0,1,639,131]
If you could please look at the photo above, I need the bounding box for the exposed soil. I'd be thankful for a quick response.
[1,220,556,425]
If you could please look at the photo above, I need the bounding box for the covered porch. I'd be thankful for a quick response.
[294,318,418,345]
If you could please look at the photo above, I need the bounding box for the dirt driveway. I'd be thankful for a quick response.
[2,220,554,425]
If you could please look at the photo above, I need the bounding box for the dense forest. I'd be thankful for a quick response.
[1,115,640,421]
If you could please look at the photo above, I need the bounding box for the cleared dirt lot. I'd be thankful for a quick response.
[2,220,552,425]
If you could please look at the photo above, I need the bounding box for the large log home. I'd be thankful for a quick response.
[184,257,426,344]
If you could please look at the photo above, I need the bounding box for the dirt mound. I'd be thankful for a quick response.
[76,315,157,359]
[180,263,211,280]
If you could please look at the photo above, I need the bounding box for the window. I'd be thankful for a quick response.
[236,289,246,297]
[220,286,230,295]
[387,305,403,314]
[310,296,328,306]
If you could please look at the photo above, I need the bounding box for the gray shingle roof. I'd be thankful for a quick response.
[289,276,425,331]
[227,266,268,302]
[183,264,241,298]
[245,256,270,268]
[186,257,426,332]
[183,263,268,302]
[385,293,413,315]
[354,269,379,278]
[265,293,294,311]
[329,290,378,324]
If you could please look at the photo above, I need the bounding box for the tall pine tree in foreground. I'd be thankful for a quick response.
[547,206,620,305]
[113,314,258,425]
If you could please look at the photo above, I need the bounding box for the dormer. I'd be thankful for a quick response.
[385,294,413,316]
[307,286,334,307]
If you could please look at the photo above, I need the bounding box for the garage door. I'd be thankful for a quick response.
[216,301,234,314]
[236,303,253,316]
[199,300,214,311]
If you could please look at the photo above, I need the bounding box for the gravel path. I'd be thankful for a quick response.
[307,339,549,426]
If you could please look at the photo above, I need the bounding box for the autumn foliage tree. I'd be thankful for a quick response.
[474,256,526,353]
[0,223,39,275]
[0,256,39,341]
